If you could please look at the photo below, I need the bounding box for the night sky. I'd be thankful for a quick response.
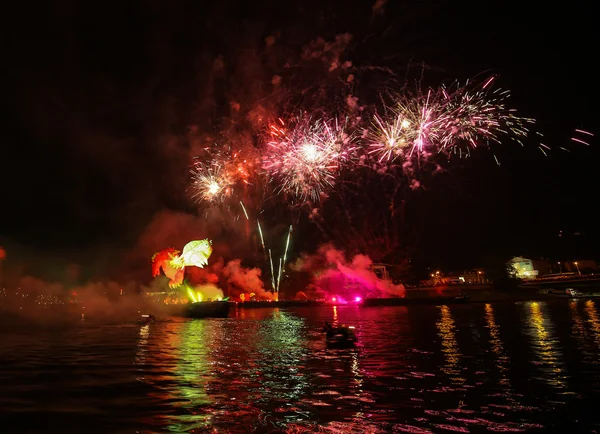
[1,0,598,279]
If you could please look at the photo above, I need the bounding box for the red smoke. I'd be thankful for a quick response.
[186,258,273,301]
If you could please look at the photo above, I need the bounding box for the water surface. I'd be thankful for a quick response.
[1,300,600,433]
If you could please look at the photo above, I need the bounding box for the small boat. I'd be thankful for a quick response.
[323,323,358,348]
[185,301,230,318]
[138,314,156,324]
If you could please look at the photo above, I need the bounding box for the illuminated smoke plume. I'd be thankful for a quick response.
[187,258,273,301]
[291,243,405,300]
[222,259,273,300]
[191,283,224,302]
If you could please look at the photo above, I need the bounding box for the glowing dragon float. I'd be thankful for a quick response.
[151,239,230,318]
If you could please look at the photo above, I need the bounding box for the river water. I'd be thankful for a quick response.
[1,299,600,433]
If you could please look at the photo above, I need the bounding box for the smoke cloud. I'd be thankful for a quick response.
[0,276,176,326]
[187,258,273,301]
[193,283,224,302]
[291,243,405,300]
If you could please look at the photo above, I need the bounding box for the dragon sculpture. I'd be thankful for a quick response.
[151,239,213,288]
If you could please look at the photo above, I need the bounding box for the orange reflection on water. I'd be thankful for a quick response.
[484,303,511,388]
[584,300,600,348]
[236,305,246,319]
[570,301,589,346]
[436,305,463,382]
[135,324,150,382]
[527,302,566,389]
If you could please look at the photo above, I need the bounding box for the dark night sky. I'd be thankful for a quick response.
[1,0,598,276]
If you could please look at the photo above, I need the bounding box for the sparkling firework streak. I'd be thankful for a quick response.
[275,225,293,292]
[283,225,292,266]
[268,249,276,292]
[240,201,249,220]
[263,116,358,203]
[276,257,282,292]
[257,220,266,253]
[369,77,536,163]
[571,129,594,146]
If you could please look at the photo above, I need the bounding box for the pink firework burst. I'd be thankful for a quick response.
[263,115,357,203]
[369,77,536,164]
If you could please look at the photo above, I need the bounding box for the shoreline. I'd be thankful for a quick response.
[3,288,600,323]
[235,287,600,308]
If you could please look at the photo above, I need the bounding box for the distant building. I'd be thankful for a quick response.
[459,269,486,284]
[509,257,539,280]
[532,259,551,276]
[563,260,598,274]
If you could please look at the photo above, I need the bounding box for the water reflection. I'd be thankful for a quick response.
[135,324,150,382]
[584,300,600,349]
[134,320,216,432]
[569,301,590,353]
[525,302,567,389]
[254,310,310,404]
[6,302,600,432]
[484,303,511,388]
[171,321,215,432]
[436,305,463,383]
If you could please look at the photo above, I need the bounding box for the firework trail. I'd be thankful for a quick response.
[274,225,293,292]
[262,115,358,204]
[268,249,276,292]
[240,201,249,219]
[368,77,536,164]
[276,257,283,292]
[571,129,594,146]
[257,220,266,253]
[283,225,293,266]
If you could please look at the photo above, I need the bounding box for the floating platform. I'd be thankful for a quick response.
[184,301,231,318]
[362,296,469,306]
[236,300,325,308]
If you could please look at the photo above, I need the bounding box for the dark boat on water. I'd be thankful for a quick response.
[185,301,231,318]
[323,323,358,348]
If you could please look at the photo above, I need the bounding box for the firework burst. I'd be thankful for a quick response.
[190,158,234,203]
[190,143,260,205]
[369,77,536,164]
[263,115,357,203]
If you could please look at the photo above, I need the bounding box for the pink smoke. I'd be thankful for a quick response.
[292,243,405,300]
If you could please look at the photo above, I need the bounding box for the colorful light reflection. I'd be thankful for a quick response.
[329,295,364,305]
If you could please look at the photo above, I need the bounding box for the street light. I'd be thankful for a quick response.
[575,261,581,276]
